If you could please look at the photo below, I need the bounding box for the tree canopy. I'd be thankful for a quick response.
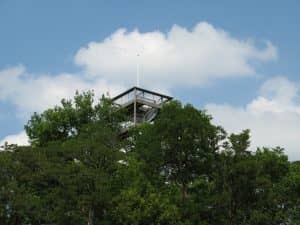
[0,91,299,225]
[24,91,126,146]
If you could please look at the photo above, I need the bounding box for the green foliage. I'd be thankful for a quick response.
[111,186,182,225]
[25,91,126,146]
[0,93,299,225]
[213,133,291,225]
[131,101,225,201]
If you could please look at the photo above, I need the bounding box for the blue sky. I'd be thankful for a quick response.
[0,0,300,160]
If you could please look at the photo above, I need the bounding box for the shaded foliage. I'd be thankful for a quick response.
[0,93,299,225]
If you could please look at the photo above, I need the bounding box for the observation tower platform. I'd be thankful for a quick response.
[112,86,172,128]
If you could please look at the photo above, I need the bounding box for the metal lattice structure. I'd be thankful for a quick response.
[112,86,172,129]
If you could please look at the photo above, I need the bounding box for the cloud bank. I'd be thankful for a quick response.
[0,131,29,148]
[75,22,277,89]
[0,65,124,115]
[0,22,277,115]
[206,77,300,161]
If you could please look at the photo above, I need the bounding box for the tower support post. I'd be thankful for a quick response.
[134,88,137,124]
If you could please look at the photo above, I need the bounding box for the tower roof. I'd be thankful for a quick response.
[112,86,172,104]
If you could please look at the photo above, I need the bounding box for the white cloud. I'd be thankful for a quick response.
[75,22,277,89]
[0,65,125,116]
[0,131,29,148]
[0,22,277,116]
[206,77,300,161]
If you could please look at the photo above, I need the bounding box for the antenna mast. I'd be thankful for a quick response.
[136,53,140,87]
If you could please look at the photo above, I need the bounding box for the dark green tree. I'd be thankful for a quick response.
[213,130,290,225]
[132,101,225,201]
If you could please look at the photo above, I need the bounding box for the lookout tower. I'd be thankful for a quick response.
[112,86,172,129]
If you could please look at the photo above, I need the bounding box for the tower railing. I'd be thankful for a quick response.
[111,86,172,130]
